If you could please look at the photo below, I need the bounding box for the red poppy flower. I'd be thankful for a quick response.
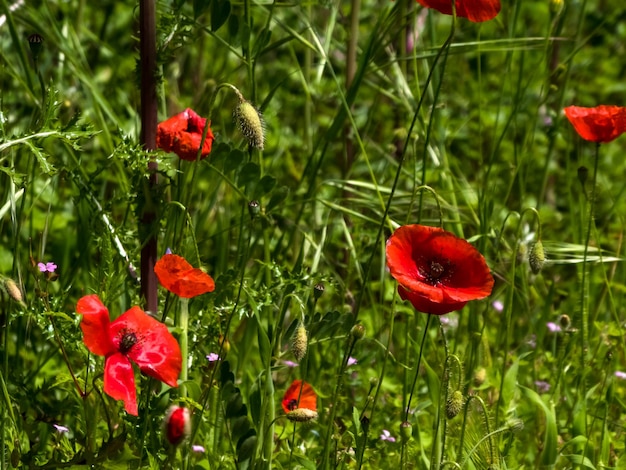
[416,0,501,22]
[76,294,182,415]
[154,254,215,298]
[156,108,215,161]
[563,105,626,143]
[282,379,317,414]
[386,225,494,315]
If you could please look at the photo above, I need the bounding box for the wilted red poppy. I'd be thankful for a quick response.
[386,225,494,315]
[282,379,317,414]
[563,105,626,143]
[76,294,181,415]
[156,108,215,161]
[154,254,215,298]
[416,0,501,22]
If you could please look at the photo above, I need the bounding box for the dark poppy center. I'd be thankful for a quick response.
[419,258,454,286]
[286,398,298,411]
[119,332,138,354]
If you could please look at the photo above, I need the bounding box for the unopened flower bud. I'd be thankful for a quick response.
[506,418,524,433]
[286,408,318,422]
[4,279,23,304]
[446,390,464,419]
[369,377,379,388]
[474,367,487,387]
[219,334,230,355]
[234,100,265,150]
[400,421,412,443]
[291,323,308,362]
[529,240,545,274]
[350,324,365,340]
[559,314,571,330]
[164,406,190,446]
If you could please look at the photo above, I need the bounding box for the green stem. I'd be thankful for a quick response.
[179,297,189,398]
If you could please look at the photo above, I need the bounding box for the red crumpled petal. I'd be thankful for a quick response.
[563,105,626,143]
[154,254,215,298]
[282,380,317,413]
[109,306,181,388]
[165,406,190,445]
[156,108,215,161]
[77,294,116,356]
[416,0,501,22]
[399,285,467,315]
[386,225,494,314]
[104,352,138,415]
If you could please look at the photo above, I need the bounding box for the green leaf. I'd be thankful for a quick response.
[224,148,244,173]
[193,0,210,18]
[519,385,557,466]
[237,162,260,188]
[266,186,289,213]
[211,0,231,32]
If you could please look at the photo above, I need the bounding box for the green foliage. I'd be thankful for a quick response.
[1,0,626,468]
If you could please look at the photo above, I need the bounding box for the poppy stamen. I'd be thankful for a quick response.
[119,331,138,354]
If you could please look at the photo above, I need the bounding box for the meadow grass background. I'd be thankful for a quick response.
[1,0,626,468]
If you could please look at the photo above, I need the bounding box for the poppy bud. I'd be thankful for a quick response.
[369,377,379,388]
[529,240,545,274]
[219,334,231,355]
[164,406,191,446]
[474,367,487,386]
[446,390,464,419]
[291,322,308,362]
[400,421,412,443]
[506,418,524,433]
[313,282,325,299]
[559,314,571,330]
[286,408,318,422]
[234,100,265,150]
[10,444,19,468]
[4,278,23,304]
[350,324,365,340]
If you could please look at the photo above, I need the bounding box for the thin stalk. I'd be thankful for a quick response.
[139,0,159,313]
[179,298,189,398]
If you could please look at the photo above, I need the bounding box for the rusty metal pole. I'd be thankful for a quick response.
[139,0,158,313]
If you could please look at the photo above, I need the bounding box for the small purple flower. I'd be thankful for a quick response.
[615,371,626,380]
[347,357,358,367]
[283,360,299,368]
[206,353,219,362]
[192,444,205,453]
[535,380,551,393]
[53,424,69,433]
[546,322,561,333]
[165,247,173,255]
[38,262,57,273]
[380,429,396,442]
[492,300,504,312]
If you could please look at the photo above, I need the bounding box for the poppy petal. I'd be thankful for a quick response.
[564,105,626,143]
[110,307,182,388]
[282,379,317,414]
[399,286,467,315]
[104,352,138,415]
[386,225,494,314]
[76,294,116,356]
[416,0,501,22]
[156,108,215,161]
[154,254,215,298]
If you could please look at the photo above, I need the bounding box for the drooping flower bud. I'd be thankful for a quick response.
[234,100,265,150]
[529,240,545,274]
[313,282,325,300]
[291,322,308,362]
[4,278,23,304]
[474,367,487,387]
[164,406,191,446]
[446,390,464,419]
